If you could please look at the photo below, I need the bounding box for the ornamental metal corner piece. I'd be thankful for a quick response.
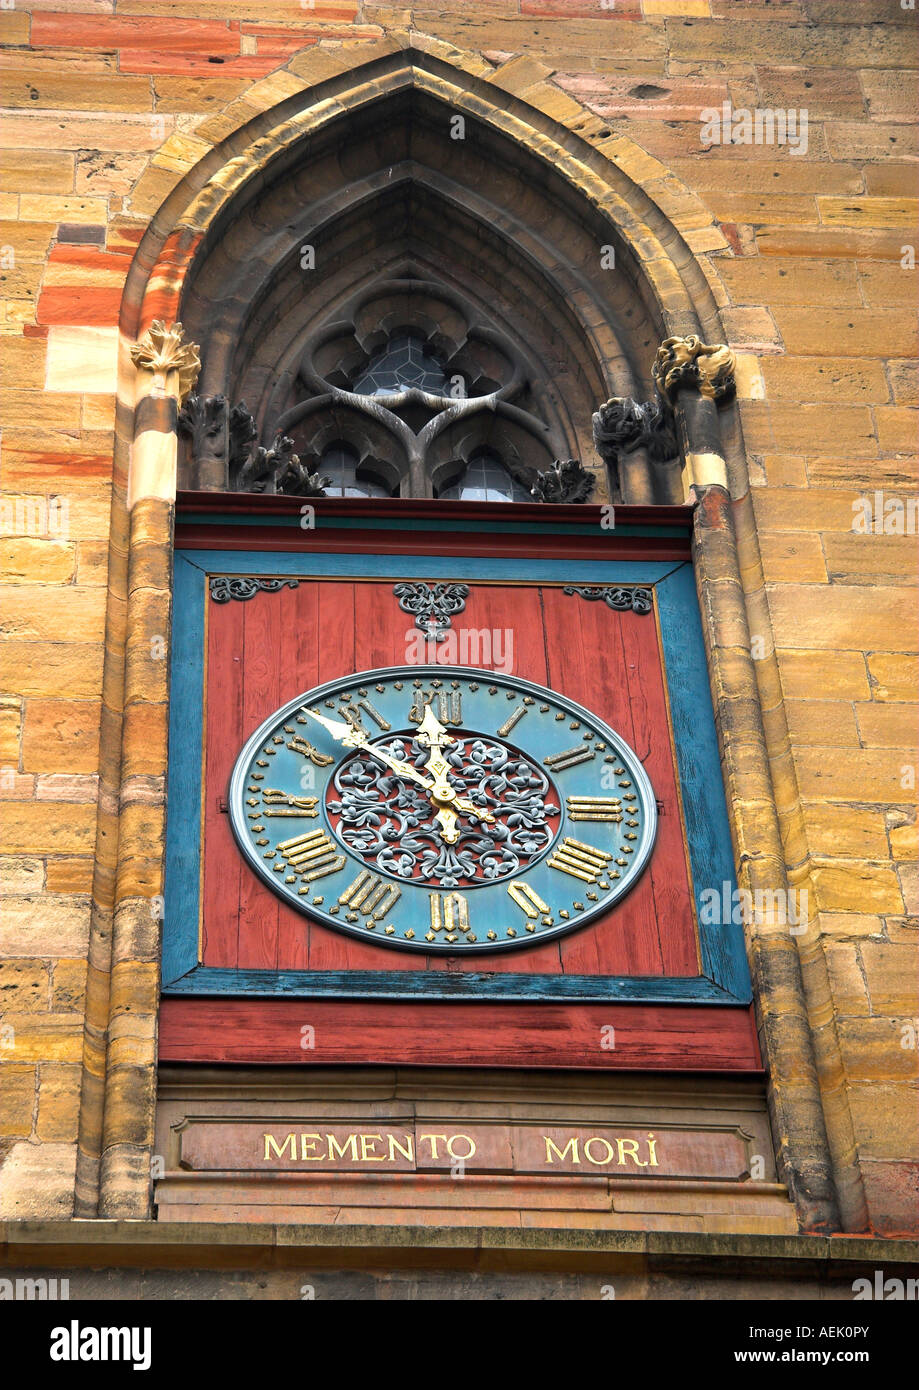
[563,584,653,616]
[393,582,470,642]
[209,576,301,604]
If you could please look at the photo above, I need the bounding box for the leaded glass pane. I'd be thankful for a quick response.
[321,446,389,498]
[352,334,449,396]
[439,453,531,503]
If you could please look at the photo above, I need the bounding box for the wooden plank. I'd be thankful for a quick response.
[625,607,698,977]
[163,966,739,1003]
[159,998,762,1071]
[163,555,207,985]
[200,590,243,968]
[236,589,282,970]
[656,566,747,996]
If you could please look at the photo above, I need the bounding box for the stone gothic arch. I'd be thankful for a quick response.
[78,32,850,1236]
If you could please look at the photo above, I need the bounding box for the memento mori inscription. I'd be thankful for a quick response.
[178,1121,751,1180]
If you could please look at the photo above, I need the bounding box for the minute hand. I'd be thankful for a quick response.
[302,708,433,787]
[301,707,494,829]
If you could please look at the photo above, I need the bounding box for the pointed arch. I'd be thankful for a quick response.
[78,31,846,1239]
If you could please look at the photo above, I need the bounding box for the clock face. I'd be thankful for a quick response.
[228,666,656,953]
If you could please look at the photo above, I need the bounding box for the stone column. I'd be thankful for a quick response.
[96,321,199,1219]
[652,335,842,1233]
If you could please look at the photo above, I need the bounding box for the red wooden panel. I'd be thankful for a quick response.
[201,580,698,983]
[159,998,762,1072]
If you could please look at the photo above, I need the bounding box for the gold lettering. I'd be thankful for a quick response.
[299,1133,323,1161]
[263,1133,297,1162]
[327,1133,359,1162]
[647,1133,659,1167]
[584,1137,616,1166]
[447,1134,476,1161]
[616,1138,647,1167]
[544,1136,580,1165]
[387,1133,415,1163]
[359,1133,386,1162]
[419,1133,448,1159]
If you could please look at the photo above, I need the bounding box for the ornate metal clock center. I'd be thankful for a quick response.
[326,731,561,889]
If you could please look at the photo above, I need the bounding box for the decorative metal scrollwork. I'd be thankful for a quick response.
[327,734,560,889]
[209,576,301,604]
[393,582,470,642]
[563,584,653,616]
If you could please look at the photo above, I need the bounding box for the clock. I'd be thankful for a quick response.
[227,666,656,952]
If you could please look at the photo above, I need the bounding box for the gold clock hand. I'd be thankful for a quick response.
[416,703,496,840]
[302,704,494,845]
[301,707,436,789]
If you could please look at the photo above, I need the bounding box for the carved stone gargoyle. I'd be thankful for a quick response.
[593,336,735,494]
[591,396,678,495]
[530,458,595,504]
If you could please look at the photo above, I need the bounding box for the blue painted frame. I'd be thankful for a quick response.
[163,546,749,1004]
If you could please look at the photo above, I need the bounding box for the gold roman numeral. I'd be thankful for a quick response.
[428,891,470,943]
[566,795,623,823]
[498,705,527,737]
[338,869,401,922]
[278,828,345,882]
[548,836,614,884]
[409,688,463,725]
[507,882,550,921]
[544,746,596,771]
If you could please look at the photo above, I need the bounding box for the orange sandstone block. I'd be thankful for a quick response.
[0,803,97,856]
[21,700,102,775]
[785,699,860,747]
[0,1066,35,1139]
[794,748,914,801]
[0,539,75,585]
[0,697,22,763]
[777,650,871,701]
[855,702,919,750]
[801,804,890,860]
[868,654,918,703]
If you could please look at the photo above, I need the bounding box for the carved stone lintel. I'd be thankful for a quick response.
[131,320,201,404]
[652,335,736,404]
[393,582,470,642]
[530,458,595,504]
[563,584,653,616]
[209,576,301,604]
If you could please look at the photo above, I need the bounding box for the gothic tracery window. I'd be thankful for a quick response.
[438,449,532,503]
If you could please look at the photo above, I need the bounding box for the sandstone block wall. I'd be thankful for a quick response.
[0,0,915,1235]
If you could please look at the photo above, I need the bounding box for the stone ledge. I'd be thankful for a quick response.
[1,1221,917,1276]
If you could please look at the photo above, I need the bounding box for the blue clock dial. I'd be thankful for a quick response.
[228,666,657,952]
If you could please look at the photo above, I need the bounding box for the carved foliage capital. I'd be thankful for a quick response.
[530,458,595,504]
[652,335,735,404]
[131,320,201,404]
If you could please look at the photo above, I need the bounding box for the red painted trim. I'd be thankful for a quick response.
[159,998,762,1071]
[176,492,694,529]
[175,497,693,562]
